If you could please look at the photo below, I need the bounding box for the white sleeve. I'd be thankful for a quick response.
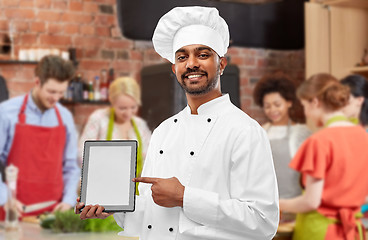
[183,126,279,239]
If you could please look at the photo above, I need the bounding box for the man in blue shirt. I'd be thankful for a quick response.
[0,55,80,217]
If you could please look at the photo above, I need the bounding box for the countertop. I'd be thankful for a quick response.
[0,221,292,240]
[6,220,366,240]
[0,222,138,240]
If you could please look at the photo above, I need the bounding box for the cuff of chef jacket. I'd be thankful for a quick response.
[114,212,126,229]
[183,186,218,226]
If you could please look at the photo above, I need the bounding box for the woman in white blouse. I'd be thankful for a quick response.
[253,72,311,201]
[78,77,151,182]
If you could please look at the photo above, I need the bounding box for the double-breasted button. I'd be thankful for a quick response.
[148,225,152,229]
[174,119,178,123]
[169,227,174,232]
[207,118,211,122]
[159,150,163,154]
[190,151,194,156]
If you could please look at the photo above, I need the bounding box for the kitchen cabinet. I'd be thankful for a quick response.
[319,0,368,8]
[305,0,368,79]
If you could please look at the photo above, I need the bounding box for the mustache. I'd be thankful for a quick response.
[181,68,207,80]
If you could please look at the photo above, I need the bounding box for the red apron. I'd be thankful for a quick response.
[0,94,66,218]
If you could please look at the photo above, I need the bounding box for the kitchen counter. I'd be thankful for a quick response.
[0,222,138,240]
[2,220,366,240]
[0,221,294,240]
[273,222,294,240]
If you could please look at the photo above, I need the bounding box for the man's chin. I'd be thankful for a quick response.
[45,102,57,109]
[185,88,208,96]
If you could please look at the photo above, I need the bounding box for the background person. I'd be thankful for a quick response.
[279,73,368,240]
[341,74,368,215]
[78,77,151,189]
[253,72,310,200]
[341,74,368,130]
[76,6,279,240]
[0,55,80,217]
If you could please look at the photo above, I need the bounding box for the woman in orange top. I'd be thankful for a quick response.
[279,73,368,240]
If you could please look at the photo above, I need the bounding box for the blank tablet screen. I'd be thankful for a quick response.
[80,140,137,212]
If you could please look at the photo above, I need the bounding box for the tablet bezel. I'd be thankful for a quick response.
[80,140,137,212]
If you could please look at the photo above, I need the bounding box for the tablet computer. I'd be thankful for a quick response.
[80,140,137,212]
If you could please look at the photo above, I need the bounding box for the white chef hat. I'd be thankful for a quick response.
[152,6,230,64]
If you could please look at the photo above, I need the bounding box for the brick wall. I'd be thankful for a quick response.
[0,0,305,132]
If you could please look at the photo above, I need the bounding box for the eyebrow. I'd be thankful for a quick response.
[196,47,212,52]
[175,46,213,55]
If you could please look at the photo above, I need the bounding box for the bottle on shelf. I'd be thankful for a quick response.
[94,76,101,101]
[72,73,83,102]
[66,78,74,102]
[107,68,115,86]
[5,164,19,232]
[100,69,108,102]
[88,81,94,101]
[363,49,368,66]
[82,80,89,101]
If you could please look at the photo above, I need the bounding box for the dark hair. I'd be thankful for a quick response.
[35,55,75,85]
[297,73,350,111]
[253,72,296,107]
[341,74,368,125]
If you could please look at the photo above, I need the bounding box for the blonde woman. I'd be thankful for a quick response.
[78,77,151,183]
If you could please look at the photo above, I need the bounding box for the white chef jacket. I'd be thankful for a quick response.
[114,94,279,240]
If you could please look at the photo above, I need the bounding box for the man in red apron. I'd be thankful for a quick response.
[0,55,80,218]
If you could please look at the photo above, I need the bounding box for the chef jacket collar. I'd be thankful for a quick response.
[185,94,230,115]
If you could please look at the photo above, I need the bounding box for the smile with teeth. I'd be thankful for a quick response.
[187,74,203,79]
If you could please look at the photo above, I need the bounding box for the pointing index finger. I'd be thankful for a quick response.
[133,177,158,184]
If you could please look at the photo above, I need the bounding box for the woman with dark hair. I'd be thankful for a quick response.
[279,73,368,240]
[253,72,310,201]
[341,74,368,130]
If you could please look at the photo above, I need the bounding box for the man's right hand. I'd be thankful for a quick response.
[75,197,113,220]
[4,199,24,217]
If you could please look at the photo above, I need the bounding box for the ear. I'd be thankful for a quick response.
[34,77,41,88]
[286,100,292,108]
[356,96,365,106]
[311,97,320,107]
[171,64,176,75]
[219,57,227,75]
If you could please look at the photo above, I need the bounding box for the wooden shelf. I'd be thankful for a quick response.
[0,60,38,64]
[350,65,368,72]
[0,60,79,66]
[60,100,109,105]
[320,0,368,9]
[350,66,368,77]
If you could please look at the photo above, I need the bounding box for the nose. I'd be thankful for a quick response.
[185,55,199,69]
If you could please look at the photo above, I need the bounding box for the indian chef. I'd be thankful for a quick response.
[76,6,279,240]
[0,55,80,217]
